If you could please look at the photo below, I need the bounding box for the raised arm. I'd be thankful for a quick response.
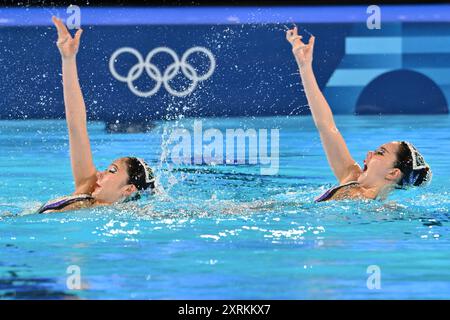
[286,26,361,183]
[52,16,97,193]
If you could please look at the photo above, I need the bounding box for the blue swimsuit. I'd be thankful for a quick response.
[38,194,93,214]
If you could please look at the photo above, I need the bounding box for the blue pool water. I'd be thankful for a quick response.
[0,115,449,299]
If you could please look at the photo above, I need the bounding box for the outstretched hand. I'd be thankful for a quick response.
[286,26,315,68]
[52,16,83,60]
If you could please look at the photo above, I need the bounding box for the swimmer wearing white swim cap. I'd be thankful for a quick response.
[286,25,431,202]
[42,17,156,213]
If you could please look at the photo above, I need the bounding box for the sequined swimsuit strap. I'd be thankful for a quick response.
[38,194,93,213]
[315,181,359,202]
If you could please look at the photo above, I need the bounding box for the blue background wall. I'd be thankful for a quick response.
[0,5,449,123]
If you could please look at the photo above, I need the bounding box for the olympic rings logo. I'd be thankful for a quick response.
[109,46,216,97]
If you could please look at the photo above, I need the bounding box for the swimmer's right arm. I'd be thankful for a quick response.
[52,16,97,193]
[286,27,361,183]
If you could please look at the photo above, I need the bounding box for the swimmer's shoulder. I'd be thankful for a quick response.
[340,163,363,185]
[73,178,98,196]
[329,182,365,201]
[38,194,95,214]
[43,198,95,213]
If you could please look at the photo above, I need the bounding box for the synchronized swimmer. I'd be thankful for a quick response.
[37,17,156,214]
[37,19,432,214]
[285,26,431,202]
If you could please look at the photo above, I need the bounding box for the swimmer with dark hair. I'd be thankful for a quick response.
[285,26,432,202]
[38,17,156,214]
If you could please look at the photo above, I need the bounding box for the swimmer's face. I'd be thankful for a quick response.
[361,141,403,184]
[92,158,137,204]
